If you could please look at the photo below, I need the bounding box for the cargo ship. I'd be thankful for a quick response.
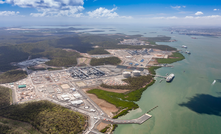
[166,73,175,82]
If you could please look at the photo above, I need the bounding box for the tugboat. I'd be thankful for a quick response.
[185,51,191,54]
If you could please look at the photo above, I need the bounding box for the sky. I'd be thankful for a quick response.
[0,0,221,26]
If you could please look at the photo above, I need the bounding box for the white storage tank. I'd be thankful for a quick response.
[123,71,131,78]
[132,70,141,77]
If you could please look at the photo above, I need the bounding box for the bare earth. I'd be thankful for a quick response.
[96,122,109,131]
[148,58,159,65]
[83,86,129,93]
[86,93,118,117]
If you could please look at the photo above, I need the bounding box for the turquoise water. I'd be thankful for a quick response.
[113,28,221,134]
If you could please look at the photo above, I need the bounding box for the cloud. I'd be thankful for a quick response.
[30,6,84,17]
[152,16,178,20]
[185,16,194,19]
[0,1,5,4]
[87,7,132,19]
[214,9,220,11]
[171,6,181,9]
[0,11,20,16]
[183,6,186,8]
[3,0,84,17]
[184,15,221,19]
[195,11,203,15]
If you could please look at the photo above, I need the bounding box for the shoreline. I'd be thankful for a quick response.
[86,51,185,133]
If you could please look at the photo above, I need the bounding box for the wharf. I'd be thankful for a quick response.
[101,113,152,125]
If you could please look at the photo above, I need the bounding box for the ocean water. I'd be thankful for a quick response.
[20,25,221,134]
[113,27,221,134]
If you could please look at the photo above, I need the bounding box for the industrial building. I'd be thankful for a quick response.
[70,67,105,80]
[123,71,131,78]
[132,70,141,77]
[18,85,26,88]
[71,100,84,106]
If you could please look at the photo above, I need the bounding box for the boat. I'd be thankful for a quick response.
[166,73,175,82]
[185,51,191,54]
[182,45,187,48]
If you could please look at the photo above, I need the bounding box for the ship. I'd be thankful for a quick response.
[166,73,175,82]
[182,45,187,48]
[185,51,191,54]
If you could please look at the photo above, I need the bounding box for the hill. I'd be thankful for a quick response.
[0,100,87,134]
[0,70,27,84]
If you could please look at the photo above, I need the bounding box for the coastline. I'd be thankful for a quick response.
[86,51,185,133]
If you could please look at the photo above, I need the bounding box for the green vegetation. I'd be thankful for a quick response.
[144,36,171,42]
[0,117,40,134]
[0,86,12,108]
[47,67,63,71]
[148,66,161,75]
[27,67,46,71]
[0,100,86,134]
[100,125,109,133]
[113,109,130,119]
[0,32,176,71]
[87,80,155,113]
[88,89,138,109]
[101,75,152,90]
[0,70,27,84]
[156,52,185,64]
[87,48,110,55]
[0,124,11,134]
[90,57,121,66]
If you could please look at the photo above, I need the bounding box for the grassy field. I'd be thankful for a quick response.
[0,116,40,134]
[0,100,86,134]
[0,70,27,84]
[156,52,185,64]
[0,86,12,108]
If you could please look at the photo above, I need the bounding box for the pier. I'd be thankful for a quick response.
[101,113,152,125]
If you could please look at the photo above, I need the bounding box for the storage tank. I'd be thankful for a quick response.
[123,72,131,78]
[132,70,141,77]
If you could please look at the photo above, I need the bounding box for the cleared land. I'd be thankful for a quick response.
[156,52,184,64]
[96,122,109,131]
[101,75,153,90]
[86,93,118,117]
[60,84,70,89]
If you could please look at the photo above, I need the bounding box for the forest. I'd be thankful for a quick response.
[0,100,87,134]
[0,70,27,84]
[0,86,12,108]
[0,30,176,72]
[90,57,121,66]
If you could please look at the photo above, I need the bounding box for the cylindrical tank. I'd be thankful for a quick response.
[132,70,141,77]
[123,72,131,78]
